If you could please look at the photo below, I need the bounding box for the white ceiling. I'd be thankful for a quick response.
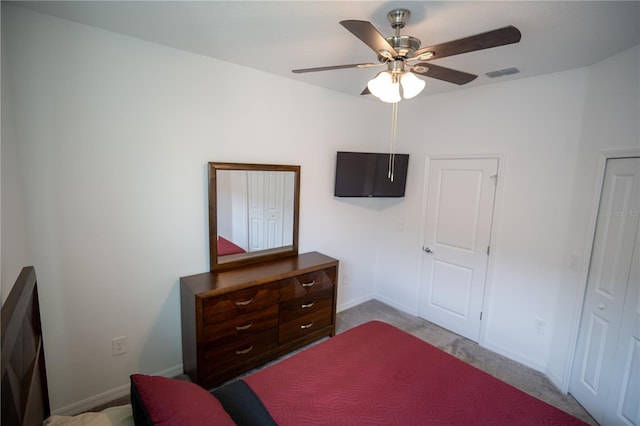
[12,1,640,98]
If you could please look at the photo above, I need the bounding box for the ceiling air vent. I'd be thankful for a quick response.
[485,67,520,78]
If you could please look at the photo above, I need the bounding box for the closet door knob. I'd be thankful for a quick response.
[423,246,434,254]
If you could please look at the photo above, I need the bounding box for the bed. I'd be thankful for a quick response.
[217,236,246,256]
[1,266,50,426]
[3,266,589,425]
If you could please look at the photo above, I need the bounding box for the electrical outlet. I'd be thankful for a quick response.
[534,319,546,335]
[112,336,127,356]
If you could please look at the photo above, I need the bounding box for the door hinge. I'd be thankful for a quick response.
[480,311,483,320]
[487,246,490,255]
[490,174,498,186]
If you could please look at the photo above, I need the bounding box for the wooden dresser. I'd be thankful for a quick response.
[180,251,338,388]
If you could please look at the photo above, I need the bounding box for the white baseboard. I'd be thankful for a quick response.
[54,296,372,416]
[373,295,418,316]
[53,364,184,416]
[336,293,373,313]
[482,341,547,375]
[483,341,569,393]
[544,367,567,393]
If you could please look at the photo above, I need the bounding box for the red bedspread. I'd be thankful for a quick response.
[244,321,588,425]
[217,236,246,256]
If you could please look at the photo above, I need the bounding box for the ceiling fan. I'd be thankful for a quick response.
[292,9,522,102]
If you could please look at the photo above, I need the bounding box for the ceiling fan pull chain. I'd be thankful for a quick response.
[389,101,398,182]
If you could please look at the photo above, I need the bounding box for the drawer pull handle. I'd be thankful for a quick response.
[235,298,253,306]
[300,322,314,330]
[301,280,316,288]
[235,322,253,331]
[235,345,253,355]
[301,301,315,309]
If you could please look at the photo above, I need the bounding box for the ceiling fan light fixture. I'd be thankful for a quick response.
[367,71,401,103]
[400,72,425,99]
[379,83,401,103]
[368,69,424,102]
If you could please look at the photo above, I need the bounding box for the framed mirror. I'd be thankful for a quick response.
[209,162,300,271]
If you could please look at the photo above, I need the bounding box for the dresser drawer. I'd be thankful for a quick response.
[280,267,336,301]
[204,304,279,344]
[279,288,333,323]
[181,252,339,387]
[204,329,278,375]
[279,307,333,344]
[203,282,279,322]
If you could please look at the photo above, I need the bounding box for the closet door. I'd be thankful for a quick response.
[603,226,639,425]
[569,157,640,425]
[248,171,285,251]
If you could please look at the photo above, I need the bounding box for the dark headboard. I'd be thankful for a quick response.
[1,266,51,425]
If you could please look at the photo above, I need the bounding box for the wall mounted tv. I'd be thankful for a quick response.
[334,151,409,197]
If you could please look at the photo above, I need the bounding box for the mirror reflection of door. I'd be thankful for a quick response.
[217,170,294,254]
[248,171,293,251]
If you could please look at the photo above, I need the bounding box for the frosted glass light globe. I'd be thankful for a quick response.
[367,71,401,103]
[400,72,426,99]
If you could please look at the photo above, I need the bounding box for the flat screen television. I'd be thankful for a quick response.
[334,151,409,197]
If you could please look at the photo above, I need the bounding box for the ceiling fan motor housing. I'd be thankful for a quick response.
[378,9,421,62]
[384,35,421,59]
[388,8,410,29]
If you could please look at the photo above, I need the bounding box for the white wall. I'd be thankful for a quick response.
[1,23,32,301]
[3,3,638,414]
[1,5,386,413]
[373,69,589,374]
[372,44,639,388]
[548,45,640,390]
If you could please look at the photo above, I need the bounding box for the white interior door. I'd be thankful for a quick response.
[604,226,639,426]
[248,171,285,251]
[419,158,498,342]
[570,157,640,425]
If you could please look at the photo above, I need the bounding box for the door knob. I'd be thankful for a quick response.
[423,246,434,254]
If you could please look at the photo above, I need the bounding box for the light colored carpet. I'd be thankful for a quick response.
[91,298,597,425]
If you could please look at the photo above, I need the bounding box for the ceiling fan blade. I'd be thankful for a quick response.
[414,26,521,60]
[340,20,398,59]
[292,62,379,73]
[411,63,477,85]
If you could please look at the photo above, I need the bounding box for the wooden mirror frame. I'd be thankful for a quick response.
[209,162,300,271]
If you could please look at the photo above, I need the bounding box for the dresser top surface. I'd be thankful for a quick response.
[181,251,338,297]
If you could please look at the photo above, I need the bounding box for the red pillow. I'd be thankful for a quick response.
[130,374,235,426]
